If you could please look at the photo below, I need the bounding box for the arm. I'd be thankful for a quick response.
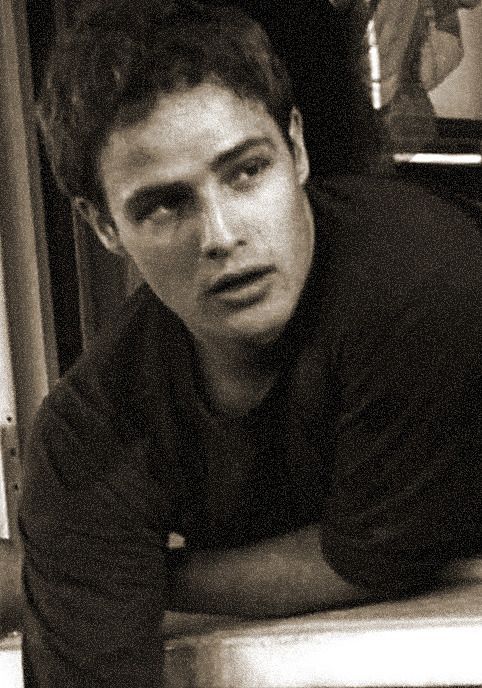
[20,397,169,688]
[314,178,482,594]
[168,525,371,618]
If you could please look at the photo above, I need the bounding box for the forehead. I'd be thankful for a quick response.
[99,82,284,200]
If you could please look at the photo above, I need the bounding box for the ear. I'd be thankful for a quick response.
[73,197,126,256]
[288,107,310,185]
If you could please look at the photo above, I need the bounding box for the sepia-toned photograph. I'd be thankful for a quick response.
[1,1,481,686]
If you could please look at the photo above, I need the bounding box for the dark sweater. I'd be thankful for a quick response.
[20,175,481,686]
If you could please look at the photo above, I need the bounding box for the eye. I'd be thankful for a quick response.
[135,187,190,226]
[231,157,271,189]
[143,204,175,226]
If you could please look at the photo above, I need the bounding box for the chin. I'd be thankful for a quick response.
[226,310,291,346]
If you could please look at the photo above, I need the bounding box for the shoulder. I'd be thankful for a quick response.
[309,173,481,311]
[28,284,187,486]
[47,283,160,416]
[310,173,481,255]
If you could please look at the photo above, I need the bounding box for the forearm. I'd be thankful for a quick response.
[167,525,371,618]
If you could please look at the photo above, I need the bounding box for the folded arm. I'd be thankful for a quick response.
[168,524,371,618]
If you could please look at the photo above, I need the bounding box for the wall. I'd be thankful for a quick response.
[430,5,482,119]
[0,0,58,635]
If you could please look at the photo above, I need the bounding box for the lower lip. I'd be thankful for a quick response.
[210,272,273,307]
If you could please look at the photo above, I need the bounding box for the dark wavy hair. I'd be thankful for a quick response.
[38,0,294,211]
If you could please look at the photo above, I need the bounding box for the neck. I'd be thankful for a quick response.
[196,336,284,417]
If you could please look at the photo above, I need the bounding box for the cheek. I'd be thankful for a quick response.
[122,236,195,297]
[257,180,306,249]
[242,175,299,239]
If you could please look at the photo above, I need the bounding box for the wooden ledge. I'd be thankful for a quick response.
[163,573,482,688]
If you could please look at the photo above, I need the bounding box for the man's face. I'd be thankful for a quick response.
[96,82,314,348]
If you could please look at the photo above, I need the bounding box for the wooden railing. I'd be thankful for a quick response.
[162,565,482,688]
[1,562,481,686]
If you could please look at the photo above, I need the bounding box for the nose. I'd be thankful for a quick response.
[199,191,245,260]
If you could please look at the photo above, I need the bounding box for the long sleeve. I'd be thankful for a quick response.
[20,388,170,687]
[317,176,482,594]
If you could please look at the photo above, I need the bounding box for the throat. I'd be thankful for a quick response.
[195,340,283,418]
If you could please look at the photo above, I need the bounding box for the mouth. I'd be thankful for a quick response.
[207,267,274,296]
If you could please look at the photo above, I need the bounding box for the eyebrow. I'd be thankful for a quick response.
[124,136,275,220]
[210,136,275,172]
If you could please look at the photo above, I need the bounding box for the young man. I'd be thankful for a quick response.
[20,1,481,686]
